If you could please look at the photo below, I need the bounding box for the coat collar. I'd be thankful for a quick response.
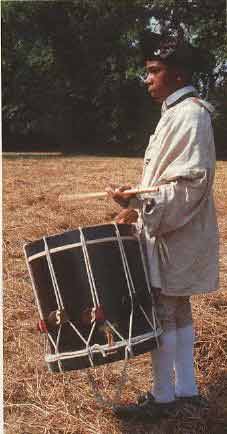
[161,85,198,114]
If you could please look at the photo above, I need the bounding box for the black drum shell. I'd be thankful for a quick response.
[24,224,158,372]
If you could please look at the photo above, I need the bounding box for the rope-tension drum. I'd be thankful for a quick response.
[24,223,162,373]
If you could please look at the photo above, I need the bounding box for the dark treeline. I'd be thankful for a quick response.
[2,0,227,156]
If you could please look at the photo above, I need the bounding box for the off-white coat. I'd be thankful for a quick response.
[133,87,219,296]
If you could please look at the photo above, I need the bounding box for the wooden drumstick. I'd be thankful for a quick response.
[59,187,159,202]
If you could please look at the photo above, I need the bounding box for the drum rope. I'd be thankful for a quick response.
[114,223,135,358]
[79,229,128,364]
[137,233,152,296]
[79,227,100,307]
[23,246,44,320]
[43,237,64,310]
[86,322,97,367]
[56,324,62,353]
[79,227,118,364]
[56,325,64,372]
[137,234,161,346]
[43,236,66,372]
[68,321,88,345]
[45,328,63,373]
[105,320,125,342]
[79,227,106,366]
[45,331,161,363]
[24,244,63,372]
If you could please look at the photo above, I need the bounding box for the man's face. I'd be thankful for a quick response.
[144,60,179,103]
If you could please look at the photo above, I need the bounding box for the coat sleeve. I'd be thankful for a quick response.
[142,170,211,236]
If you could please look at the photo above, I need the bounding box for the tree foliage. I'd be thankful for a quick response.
[2,0,226,154]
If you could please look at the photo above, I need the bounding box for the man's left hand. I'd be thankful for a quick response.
[115,208,138,224]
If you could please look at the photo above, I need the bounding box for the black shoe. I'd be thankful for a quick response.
[112,395,176,420]
[175,395,209,408]
[137,391,209,408]
[137,390,153,405]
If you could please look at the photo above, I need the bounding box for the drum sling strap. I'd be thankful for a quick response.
[40,227,160,408]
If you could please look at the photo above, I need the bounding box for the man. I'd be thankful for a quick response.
[108,29,219,420]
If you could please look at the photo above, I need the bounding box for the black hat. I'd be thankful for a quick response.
[140,29,210,73]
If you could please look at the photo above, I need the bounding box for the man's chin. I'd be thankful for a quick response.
[149,89,158,98]
[149,91,161,103]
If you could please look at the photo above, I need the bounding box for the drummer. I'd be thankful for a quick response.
[107,28,219,420]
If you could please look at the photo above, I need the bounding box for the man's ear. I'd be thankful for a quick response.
[176,72,184,82]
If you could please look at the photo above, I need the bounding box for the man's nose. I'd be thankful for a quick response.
[144,73,152,84]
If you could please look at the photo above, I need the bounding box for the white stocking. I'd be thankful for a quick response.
[174,324,198,397]
[151,329,176,403]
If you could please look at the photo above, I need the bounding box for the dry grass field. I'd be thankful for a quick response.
[3,154,227,434]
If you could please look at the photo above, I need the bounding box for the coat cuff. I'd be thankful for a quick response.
[142,189,165,235]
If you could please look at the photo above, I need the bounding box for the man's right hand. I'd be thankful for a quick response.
[106,184,136,208]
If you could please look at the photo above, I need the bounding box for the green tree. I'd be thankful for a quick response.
[2,0,226,154]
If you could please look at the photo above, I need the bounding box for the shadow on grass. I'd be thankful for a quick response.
[110,371,227,434]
